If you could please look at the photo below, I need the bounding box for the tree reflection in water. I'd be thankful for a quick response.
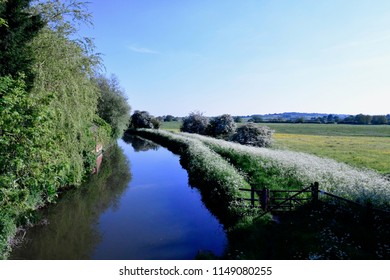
[10,144,131,260]
[122,134,160,152]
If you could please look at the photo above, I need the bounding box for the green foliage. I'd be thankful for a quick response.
[0,0,44,87]
[0,0,118,259]
[232,123,273,147]
[31,27,100,185]
[371,115,388,125]
[94,74,131,139]
[0,75,60,258]
[163,115,175,122]
[9,144,131,260]
[181,111,209,134]
[0,17,7,27]
[131,129,255,225]
[207,114,236,137]
[160,120,181,131]
[130,110,159,129]
[233,116,242,123]
[248,115,263,123]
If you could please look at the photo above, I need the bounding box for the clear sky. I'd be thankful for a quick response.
[79,0,390,117]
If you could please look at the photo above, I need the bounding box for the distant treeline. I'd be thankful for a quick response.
[158,113,390,125]
[244,113,390,125]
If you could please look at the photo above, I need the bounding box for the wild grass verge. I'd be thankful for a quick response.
[130,129,390,259]
[183,133,390,210]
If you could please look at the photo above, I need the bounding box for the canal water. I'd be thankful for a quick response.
[10,136,227,260]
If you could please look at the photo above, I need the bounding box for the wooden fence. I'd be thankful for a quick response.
[238,182,389,215]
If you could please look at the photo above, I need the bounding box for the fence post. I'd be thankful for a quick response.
[251,185,255,208]
[311,182,319,205]
[261,187,269,211]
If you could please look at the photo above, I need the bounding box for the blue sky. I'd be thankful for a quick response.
[80,0,390,117]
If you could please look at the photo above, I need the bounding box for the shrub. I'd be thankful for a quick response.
[232,123,273,147]
[151,118,161,129]
[234,116,243,123]
[94,74,131,139]
[208,114,236,137]
[130,110,159,129]
[181,111,209,134]
[183,132,390,210]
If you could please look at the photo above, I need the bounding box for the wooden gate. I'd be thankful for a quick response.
[238,182,319,212]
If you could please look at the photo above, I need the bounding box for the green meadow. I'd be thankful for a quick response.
[160,121,390,174]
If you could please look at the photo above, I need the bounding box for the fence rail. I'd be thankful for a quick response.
[238,182,390,215]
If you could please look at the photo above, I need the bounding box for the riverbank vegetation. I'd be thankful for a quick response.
[0,0,130,259]
[10,144,131,259]
[160,121,390,174]
[130,129,255,225]
[129,129,390,259]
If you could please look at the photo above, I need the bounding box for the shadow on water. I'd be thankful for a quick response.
[11,136,227,260]
[122,134,159,152]
[10,144,131,260]
[126,133,238,229]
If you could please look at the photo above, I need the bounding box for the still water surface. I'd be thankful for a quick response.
[10,137,226,259]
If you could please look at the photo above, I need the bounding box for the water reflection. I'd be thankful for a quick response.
[10,144,131,259]
[10,137,227,260]
[122,134,159,152]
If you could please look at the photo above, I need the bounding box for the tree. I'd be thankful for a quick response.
[327,114,334,123]
[355,114,372,124]
[130,110,159,129]
[0,0,44,87]
[234,116,243,123]
[371,115,387,125]
[295,117,305,123]
[207,114,236,137]
[232,123,273,147]
[180,111,209,134]
[164,115,175,122]
[94,74,131,139]
[0,0,116,258]
[248,115,263,123]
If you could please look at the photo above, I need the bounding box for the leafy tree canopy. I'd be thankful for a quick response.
[0,0,44,87]
[94,74,131,139]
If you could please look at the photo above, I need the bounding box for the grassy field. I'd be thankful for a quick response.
[160,121,181,131]
[160,121,390,174]
[134,129,390,259]
[273,134,390,174]
[262,123,390,137]
[264,123,390,174]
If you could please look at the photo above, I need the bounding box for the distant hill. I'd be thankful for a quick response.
[254,112,349,121]
[235,112,389,124]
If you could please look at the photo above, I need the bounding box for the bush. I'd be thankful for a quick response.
[94,74,131,139]
[208,114,236,137]
[181,111,209,134]
[234,116,243,123]
[151,118,161,129]
[130,110,159,129]
[232,123,273,147]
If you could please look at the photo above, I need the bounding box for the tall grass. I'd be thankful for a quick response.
[131,129,390,259]
[182,132,390,210]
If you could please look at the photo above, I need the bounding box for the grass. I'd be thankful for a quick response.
[132,129,390,259]
[184,132,390,210]
[257,123,390,174]
[274,134,390,174]
[160,121,390,174]
[160,121,181,132]
[258,123,390,137]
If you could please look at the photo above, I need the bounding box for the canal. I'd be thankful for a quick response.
[10,136,227,259]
